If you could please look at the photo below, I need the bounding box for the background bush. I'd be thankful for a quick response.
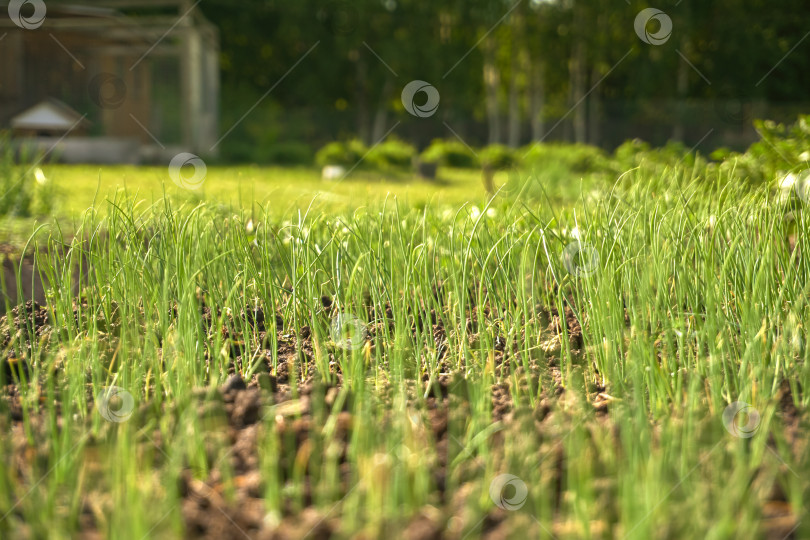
[479,144,517,170]
[366,138,416,170]
[419,139,479,168]
[315,139,368,168]
[254,142,314,165]
[522,143,610,174]
[718,116,810,185]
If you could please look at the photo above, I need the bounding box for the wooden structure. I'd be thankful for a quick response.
[0,0,219,160]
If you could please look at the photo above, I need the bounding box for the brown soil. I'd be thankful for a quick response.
[0,291,801,539]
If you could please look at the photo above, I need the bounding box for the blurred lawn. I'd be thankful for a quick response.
[0,163,593,246]
[0,165,495,245]
[42,165,498,217]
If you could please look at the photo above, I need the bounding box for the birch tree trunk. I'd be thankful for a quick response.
[507,6,528,147]
[673,41,690,142]
[483,36,501,145]
[588,64,602,146]
[370,77,393,143]
[587,8,604,147]
[569,0,587,143]
[673,2,692,142]
[570,40,587,143]
[354,49,370,144]
[507,51,521,148]
[530,58,545,142]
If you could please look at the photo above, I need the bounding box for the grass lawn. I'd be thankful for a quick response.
[0,159,806,539]
[0,164,501,248]
[38,165,499,215]
[0,163,593,244]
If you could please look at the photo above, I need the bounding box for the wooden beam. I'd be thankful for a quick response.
[0,16,185,29]
[46,0,185,9]
[89,44,180,56]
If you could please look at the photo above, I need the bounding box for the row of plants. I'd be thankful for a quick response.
[2,143,807,537]
[205,112,810,190]
[314,138,522,171]
[313,115,810,192]
[312,136,709,180]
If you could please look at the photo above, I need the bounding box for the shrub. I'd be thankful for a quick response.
[718,116,810,185]
[366,138,416,170]
[479,144,517,170]
[419,139,478,168]
[315,139,368,168]
[522,143,610,174]
[612,138,651,168]
[611,139,709,181]
[613,139,688,169]
[257,142,313,165]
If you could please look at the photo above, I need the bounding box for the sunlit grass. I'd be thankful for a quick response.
[0,164,806,538]
[33,165,495,216]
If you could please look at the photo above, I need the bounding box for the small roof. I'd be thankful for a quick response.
[11,99,87,131]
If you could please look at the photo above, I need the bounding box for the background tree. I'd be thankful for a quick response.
[195,0,810,161]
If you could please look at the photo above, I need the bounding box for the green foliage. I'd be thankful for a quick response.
[610,139,708,181]
[216,95,284,163]
[479,144,516,170]
[502,114,810,205]
[315,139,368,168]
[522,143,610,174]
[4,162,809,537]
[0,134,56,218]
[419,139,479,168]
[316,138,416,171]
[719,116,810,185]
[366,138,416,170]
[255,142,314,165]
[614,140,687,168]
[9,122,810,538]
[197,0,810,161]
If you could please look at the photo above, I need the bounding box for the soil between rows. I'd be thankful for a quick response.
[0,297,800,539]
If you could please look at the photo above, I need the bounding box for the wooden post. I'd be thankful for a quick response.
[202,25,220,154]
[180,0,203,152]
[0,31,24,123]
